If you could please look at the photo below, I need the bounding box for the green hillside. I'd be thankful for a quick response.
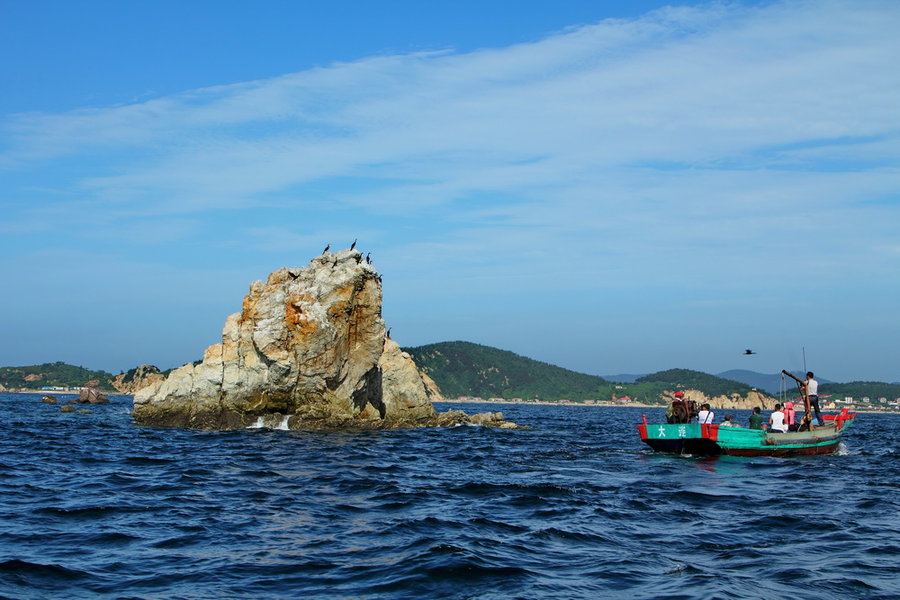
[819,381,900,400]
[403,342,774,404]
[0,361,116,390]
[637,368,757,397]
[404,341,611,401]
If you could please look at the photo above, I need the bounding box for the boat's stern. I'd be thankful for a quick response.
[637,415,723,455]
[823,408,857,432]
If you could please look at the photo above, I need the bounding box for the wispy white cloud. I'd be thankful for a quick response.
[4,2,897,207]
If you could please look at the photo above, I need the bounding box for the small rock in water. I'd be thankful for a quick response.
[42,395,58,403]
[78,388,109,404]
[60,405,75,413]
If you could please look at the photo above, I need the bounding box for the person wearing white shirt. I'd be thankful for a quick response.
[769,403,788,433]
[697,403,715,424]
[803,371,823,426]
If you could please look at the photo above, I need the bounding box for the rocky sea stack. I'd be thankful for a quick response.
[133,248,518,431]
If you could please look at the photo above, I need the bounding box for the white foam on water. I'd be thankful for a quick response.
[276,415,291,430]
[247,416,265,429]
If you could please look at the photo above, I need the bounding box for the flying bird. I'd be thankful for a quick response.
[744,349,757,355]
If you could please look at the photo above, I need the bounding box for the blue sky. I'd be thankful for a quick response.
[2,0,898,382]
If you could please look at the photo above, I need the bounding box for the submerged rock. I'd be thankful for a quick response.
[76,388,108,404]
[133,249,519,431]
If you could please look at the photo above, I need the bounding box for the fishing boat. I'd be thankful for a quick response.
[638,367,857,456]
[636,410,856,457]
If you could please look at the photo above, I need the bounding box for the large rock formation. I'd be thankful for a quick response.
[112,365,166,394]
[133,249,517,430]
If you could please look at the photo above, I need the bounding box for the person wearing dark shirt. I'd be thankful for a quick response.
[748,407,763,430]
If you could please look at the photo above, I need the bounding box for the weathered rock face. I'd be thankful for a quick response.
[112,365,166,394]
[133,249,516,431]
[665,389,773,411]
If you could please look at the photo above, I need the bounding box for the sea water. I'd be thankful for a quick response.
[0,393,897,599]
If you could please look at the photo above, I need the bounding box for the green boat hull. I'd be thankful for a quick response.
[637,414,855,457]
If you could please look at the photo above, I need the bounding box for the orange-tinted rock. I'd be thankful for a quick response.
[133,249,514,431]
[112,365,166,394]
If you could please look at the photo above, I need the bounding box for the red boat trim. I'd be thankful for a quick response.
[701,423,719,441]
[637,415,649,440]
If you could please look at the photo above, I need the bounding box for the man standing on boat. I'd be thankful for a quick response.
[802,372,823,426]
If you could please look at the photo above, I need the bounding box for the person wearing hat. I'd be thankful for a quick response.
[666,391,686,424]
[784,401,798,431]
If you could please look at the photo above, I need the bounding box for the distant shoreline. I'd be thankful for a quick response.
[439,398,664,409]
[4,391,895,414]
[438,398,900,414]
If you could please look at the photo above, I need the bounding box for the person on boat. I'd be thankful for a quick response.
[697,403,714,424]
[801,371,824,426]
[784,401,798,431]
[720,414,739,427]
[748,407,763,429]
[768,403,788,433]
[667,391,689,424]
[666,392,680,424]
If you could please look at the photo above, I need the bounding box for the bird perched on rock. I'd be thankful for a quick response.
[350,239,357,250]
[323,244,330,253]
[365,253,371,264]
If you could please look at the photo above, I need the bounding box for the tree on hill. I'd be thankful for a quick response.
[819,381,900,399]
[0,361,116,390]
[636,368,760,397]
[404,341,610,401]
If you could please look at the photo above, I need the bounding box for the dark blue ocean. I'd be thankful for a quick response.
[1,393,897,600]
